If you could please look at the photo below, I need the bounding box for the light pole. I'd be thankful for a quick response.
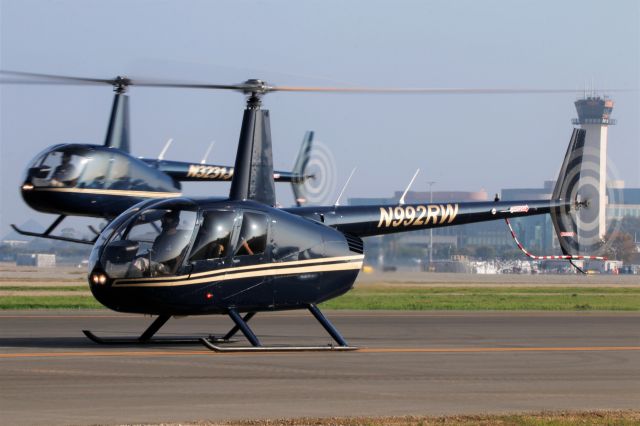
[427,181,436,270]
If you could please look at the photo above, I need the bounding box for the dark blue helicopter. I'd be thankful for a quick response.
[3,72,606,351]
[3,72,315,244]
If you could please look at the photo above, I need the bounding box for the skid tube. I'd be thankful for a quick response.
[12,215,97,245]
[200,304,358,352]
[83,314,240,345]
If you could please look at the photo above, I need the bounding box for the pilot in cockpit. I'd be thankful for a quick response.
[132,210,191,276]
[50,152,78,187]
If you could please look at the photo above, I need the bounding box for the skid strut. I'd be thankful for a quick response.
[224,311,257,342]
[308,304,348,347]
[200,304,357,352]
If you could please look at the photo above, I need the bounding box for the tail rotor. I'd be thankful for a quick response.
[291,134,337,206]
[551,128,606,256]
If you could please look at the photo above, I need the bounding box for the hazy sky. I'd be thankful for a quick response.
[1,0,638,236]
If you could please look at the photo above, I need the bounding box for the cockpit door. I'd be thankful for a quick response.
[187,210,238,278]
[223,211,272,307]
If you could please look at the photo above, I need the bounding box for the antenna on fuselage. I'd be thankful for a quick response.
[200,141,215,164]
[399,169,420,205]
[334,167,357,207]
[157,138,174,161]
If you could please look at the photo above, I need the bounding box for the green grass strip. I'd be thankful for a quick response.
[0,286,88,292]
[359,285,640,294]
[321,286,640,311]
[2,286,640,310]
[0,296,102,310]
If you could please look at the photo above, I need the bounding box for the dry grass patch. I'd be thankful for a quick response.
[129,410,640,425]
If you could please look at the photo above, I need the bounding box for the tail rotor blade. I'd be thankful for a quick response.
[291,131,314,206]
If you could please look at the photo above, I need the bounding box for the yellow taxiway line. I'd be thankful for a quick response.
[2,346,640,359]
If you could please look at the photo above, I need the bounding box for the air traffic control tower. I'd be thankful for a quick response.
[571,95,616,239]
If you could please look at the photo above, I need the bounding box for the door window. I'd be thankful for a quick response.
[189,210,236,261]
[234,212,268,257]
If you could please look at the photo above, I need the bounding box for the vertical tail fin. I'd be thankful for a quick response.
[550,128,603,255]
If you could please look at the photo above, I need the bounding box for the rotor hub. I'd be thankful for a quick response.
[575,194,589,210]
[242,79,268,94]
[113,76,130,94]
[242,79,269,109]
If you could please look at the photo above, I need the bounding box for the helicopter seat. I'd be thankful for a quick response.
[85,176,106,189]
[109,178,131,190]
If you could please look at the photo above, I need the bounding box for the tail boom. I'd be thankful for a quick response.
[289,199,567,238]
[144,159,301,183]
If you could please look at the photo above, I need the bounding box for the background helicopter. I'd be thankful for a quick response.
[1,71,320,244]
[37,75,604,352]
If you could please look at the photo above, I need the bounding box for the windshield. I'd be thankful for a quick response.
[29,148,87,188]
[101,205,197,279]
[26,145,178,192]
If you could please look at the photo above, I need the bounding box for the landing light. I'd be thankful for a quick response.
[91,273,107,285]
[22,183,34,191]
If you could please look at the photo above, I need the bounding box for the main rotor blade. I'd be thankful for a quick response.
[0,70,114,85]
[269,86,624,94]
[0,71,250,91]
[2,70,633,94]
[128,81,245,91]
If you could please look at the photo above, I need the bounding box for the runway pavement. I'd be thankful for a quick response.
[1,310,639,425]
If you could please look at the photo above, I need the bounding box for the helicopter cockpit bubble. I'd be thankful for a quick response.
[95,199,198,280]
[23,144,178,192]
[27,145,88,188]
[87,198,160,272]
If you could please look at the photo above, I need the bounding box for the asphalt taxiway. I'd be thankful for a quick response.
[1,310,639,425]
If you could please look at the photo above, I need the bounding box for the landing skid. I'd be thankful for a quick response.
[83,306,357,353]
[199,304,358,353]
[12,215,98,245]
[82,312,245,346]
[82,330,207,345]
[199,338,356,352]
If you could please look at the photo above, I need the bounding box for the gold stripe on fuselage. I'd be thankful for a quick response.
[28,187,182,199]
[112,255,365,288]
[113,254,366,284]
[190,254,365,278]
